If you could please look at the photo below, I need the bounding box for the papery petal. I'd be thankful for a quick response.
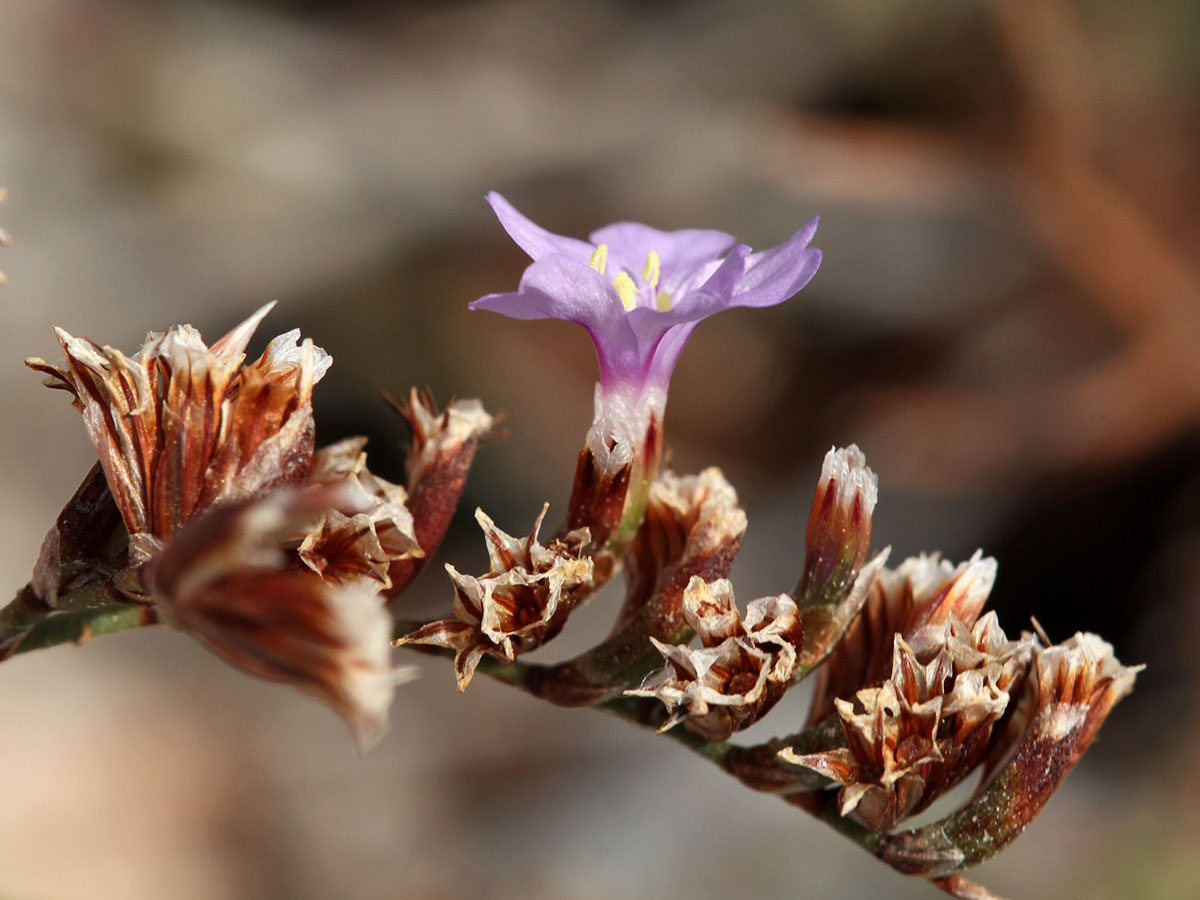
[486,192,594,262]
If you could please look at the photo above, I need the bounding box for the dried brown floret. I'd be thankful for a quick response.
[397,505,593,690]
[626,576,803,742]
[875,633,1140,878]
[27,303,329,565]
[808,551,997,724]
[384,389,494,598]
[784,615,1033,832]
[299,437,422,591]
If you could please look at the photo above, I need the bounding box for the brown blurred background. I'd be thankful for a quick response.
[2,1,1198,898]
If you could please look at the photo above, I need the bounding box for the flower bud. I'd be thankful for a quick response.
[384,389,493,599]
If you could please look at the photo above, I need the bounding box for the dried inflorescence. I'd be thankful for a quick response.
[627,577,803,741]
[22,307,466,744]
[876,632,1140,880]
[397,505,594,690]
[6,194,1141,896]
[808,552,997,725]
[783,614,1033,831]
[27,303,328,565]
[146,490,411,750]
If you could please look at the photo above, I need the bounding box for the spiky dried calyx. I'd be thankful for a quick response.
[626,576,803,742]
[808,551,997,725]
[27,303,329,566]
[396,505,593,691]
[525,467,748,708]
[874,632,1140,878]
[783,614,1033,832]
[299,437,422,592]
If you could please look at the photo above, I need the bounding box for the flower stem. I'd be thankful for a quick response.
[0,579,153,659]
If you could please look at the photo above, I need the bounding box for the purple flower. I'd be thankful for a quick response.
[472,193,822,399]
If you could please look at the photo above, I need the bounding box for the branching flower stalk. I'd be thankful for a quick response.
[3,194,1138,898]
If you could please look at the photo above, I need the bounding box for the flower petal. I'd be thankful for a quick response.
[588,221,737,285]
[486,192,594,262]
[471,256,643,389]
[732,218,822,308]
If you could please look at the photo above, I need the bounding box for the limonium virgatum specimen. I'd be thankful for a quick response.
[3,194,1137,899]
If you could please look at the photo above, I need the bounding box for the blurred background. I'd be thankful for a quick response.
[1,0,1198,897]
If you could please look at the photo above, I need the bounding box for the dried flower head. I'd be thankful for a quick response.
[397,505,593,691]
[808,551,997,725]
[783,614,1033,831]
[27,303,330,565]
[627,576,803,741]
[298,437,423,592]
[146,490,411,750]
[875,632,1140,878]
[528,467,748,708]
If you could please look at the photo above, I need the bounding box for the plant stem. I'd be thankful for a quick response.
[1,579,152,659]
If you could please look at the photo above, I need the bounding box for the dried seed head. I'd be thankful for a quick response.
[146,490,409,750]
[784,616,1034,832]
[397,505,593,691]
[298,438,423,592]
[401,388,494,491]
[809,551,997,725]
[626,576,803,742]
[616,467,746,630]
[875,633,1140,877]
[27,304,330,565]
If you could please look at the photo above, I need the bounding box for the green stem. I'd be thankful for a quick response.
[1,579,152,658]
[13,603,157,655]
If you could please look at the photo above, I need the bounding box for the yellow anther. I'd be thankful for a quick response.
[612,272,639,311]
[655,290,673,312]
[589,244,609,275]
[642,251,661,291]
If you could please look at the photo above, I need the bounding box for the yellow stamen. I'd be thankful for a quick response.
[656,290,673,312]
[589,244,608,275]
[642,251,661,291]
[612,272,639,311]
